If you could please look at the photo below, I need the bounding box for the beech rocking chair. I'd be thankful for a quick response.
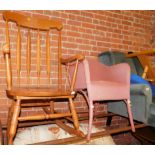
[2,11,84,144]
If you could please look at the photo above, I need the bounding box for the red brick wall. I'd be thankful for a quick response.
[150,12,155,46]
[0,10,155,132]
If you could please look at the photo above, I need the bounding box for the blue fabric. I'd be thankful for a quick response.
[130,74,155,96]
[130,74,150,85]
[150,85,155,97]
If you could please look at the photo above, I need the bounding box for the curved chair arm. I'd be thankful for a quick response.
[2,43,10,55]
[61,54,85,65]
[0,120,3,145]
[126,49,155,58]
[61,54,85,92]
[130,84,152,98]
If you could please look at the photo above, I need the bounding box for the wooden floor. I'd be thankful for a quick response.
[31,123,145,145]
[1,112,146,145]
[133,126,155,144]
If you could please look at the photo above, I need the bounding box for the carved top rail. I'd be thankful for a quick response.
[3,11,63,30]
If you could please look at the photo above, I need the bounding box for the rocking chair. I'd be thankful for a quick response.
[2,11,84,144]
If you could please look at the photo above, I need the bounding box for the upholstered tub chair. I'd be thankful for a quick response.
[69,56,135,140]
[98,51,155,127]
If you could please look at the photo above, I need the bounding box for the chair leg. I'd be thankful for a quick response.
[50,101,54,114]
[87,101,94,141]
[7,102,14,140]
[106,115,113,126]
[124,99,135,132]
[78,90,94,140]
[69,97,79,130]
[7,99,21,145]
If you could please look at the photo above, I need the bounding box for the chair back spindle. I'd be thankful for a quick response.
[16,26,21,86]
[37,30,41,86]
[58,31,62,90]
[3,11,63,90]
[46,31,51,84]
[6,21,10,50]
[27,29,31,85]
[70,60,79,92]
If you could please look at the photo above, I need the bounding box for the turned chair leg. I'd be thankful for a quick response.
[7,99,21,145]
[68,97,79,130]
[87,101,94,141]
[7,102,14,141]
[124,99,135,132]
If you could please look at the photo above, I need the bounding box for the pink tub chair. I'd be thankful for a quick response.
[69,56,135,140]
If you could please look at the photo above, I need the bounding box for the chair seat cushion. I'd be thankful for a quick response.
[89,81,129,100]
[6,87,71,98]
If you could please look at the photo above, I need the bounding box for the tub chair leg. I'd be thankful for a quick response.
[124,99,135,132]
[87,101,94,141]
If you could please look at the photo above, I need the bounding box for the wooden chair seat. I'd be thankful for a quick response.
[6,87,71,98]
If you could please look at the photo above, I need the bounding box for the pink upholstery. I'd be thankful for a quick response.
[69,57,135,140]
[84,57,130,101]
[88,81,129,101]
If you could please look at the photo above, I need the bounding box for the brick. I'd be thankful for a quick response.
[82,22,95,29]
[0,10,154,134]
[67,20,81,27]
[63,42,78,49]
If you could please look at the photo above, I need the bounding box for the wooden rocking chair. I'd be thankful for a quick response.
[2,11,84,144]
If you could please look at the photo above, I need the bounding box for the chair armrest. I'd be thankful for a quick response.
[131,84,153,109]
[126,49,155,58]
[61,54,85,65]
[130,84,152,97]
[145,78,155,82]
[2,43,10,55]
[130,84,153,123]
